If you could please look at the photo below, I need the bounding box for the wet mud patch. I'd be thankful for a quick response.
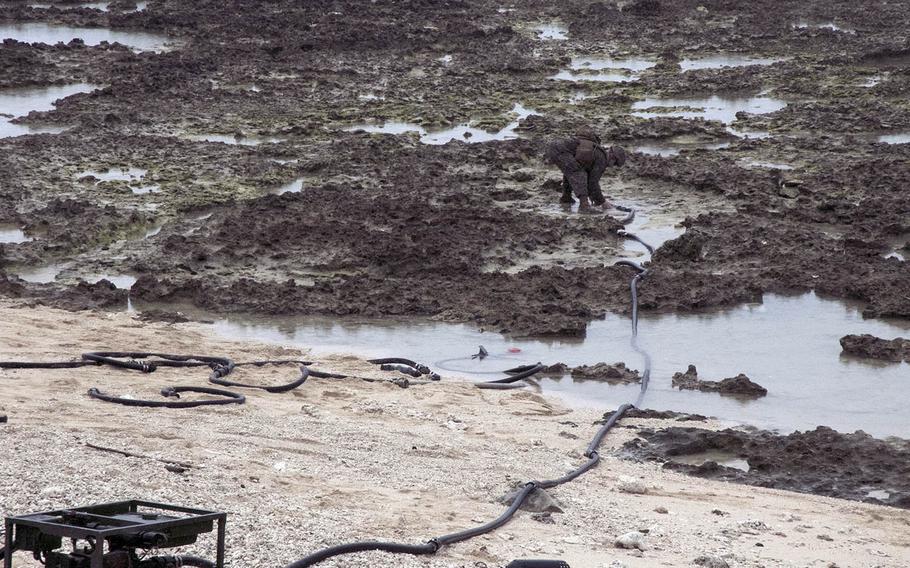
[621,425,910,509]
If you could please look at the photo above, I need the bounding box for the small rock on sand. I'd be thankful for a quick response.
[694,555,730,568]
[614,531,646,550]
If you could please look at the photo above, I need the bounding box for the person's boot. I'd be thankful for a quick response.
[559,185,575,204]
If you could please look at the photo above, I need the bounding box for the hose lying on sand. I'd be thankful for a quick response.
[287,208,655,567]
[0,353,440,408]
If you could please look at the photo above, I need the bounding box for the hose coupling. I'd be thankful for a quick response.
[160,387,180,399]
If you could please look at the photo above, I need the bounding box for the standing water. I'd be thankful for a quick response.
[0,83,98,139]
[164,292,910,438]
[0,22,172,52]
[632,95,787,125]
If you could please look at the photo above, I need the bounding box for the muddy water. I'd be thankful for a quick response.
[28,1,149,11]
[0,83,97,138]
[535,23,567,41]
[0,225,31,244]
[550,57,656,83]
[632,95,787,125]
[78,167,159,194]
[0,23,171,52]
[189,292,910,438]
[182,133,288,146]
[347,103,537,145]
[679,55,785,71]
[878,133,910,144]
[793,20,855,34]
[633,137,731,157]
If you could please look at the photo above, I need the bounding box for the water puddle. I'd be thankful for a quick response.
[550,56,656,83]
[11,263,65,283]
[633,136,731,157]
[878,133,910,144]
[618,203,684,261]
[0,23,172,52]
[271,178,304,195]
[738,159,794,170]
[78,167,159,194]
[793,20,855,34]
[438,54,453,65]
[884,234,909,261]
[143,223,164,239]
[668,451,751,472]
[632,95,787,125]
[866,489,892,501]
[86,274,137,289]
[347,103,538,145]
[568,91,589,105]
[182,133,289,146]
[0,225,32,244]
[0,83,97,139]
[158,292,910,438]
[29,1,149,11]
[860,76,882,88]
[535,23,567,41]
[679,55,786,71]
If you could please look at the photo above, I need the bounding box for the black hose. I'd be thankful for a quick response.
[0,360,98,369]
[284,541,438,568]
[174,555,216,568]
[483,363,545,384]
[289,215,655,567]
[368,358,432,375]
[87,386,245,408]
[211,364,309,393]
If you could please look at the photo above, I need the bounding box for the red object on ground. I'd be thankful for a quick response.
[508,347,521,353]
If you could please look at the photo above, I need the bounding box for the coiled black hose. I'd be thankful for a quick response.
[289,212,655,567]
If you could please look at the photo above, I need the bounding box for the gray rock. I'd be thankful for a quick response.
[499,485,564,513]
[614,531,646,550]
[694,555,730,568]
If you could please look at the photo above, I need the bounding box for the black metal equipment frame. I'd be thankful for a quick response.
[4,500,226,568]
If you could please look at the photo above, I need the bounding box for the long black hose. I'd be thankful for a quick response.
[87,385,246,408]
[288,210,655,567]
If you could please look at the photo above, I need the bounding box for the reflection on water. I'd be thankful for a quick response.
[878,133,910,144]
[793,20,855,34]
[183,133,288,146]
[633,134,732,156]
[346,103,538,145]
[78,167,159,194]
[29,1,149,11]
[535,23,567,41]
[86,274,137,289]
[271,178,304,195]
[0,225,31,244]
[669,451,751,472]
[11,264,65,283]
[185,292,910,438]
[550,56,657,83]
[0,83,97,139]
[738,159,794,170]
[679,55,785,71]
[0,23,172,52]
[632,95,787,125]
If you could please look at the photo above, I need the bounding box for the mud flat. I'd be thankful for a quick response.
[2,303,910,568]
